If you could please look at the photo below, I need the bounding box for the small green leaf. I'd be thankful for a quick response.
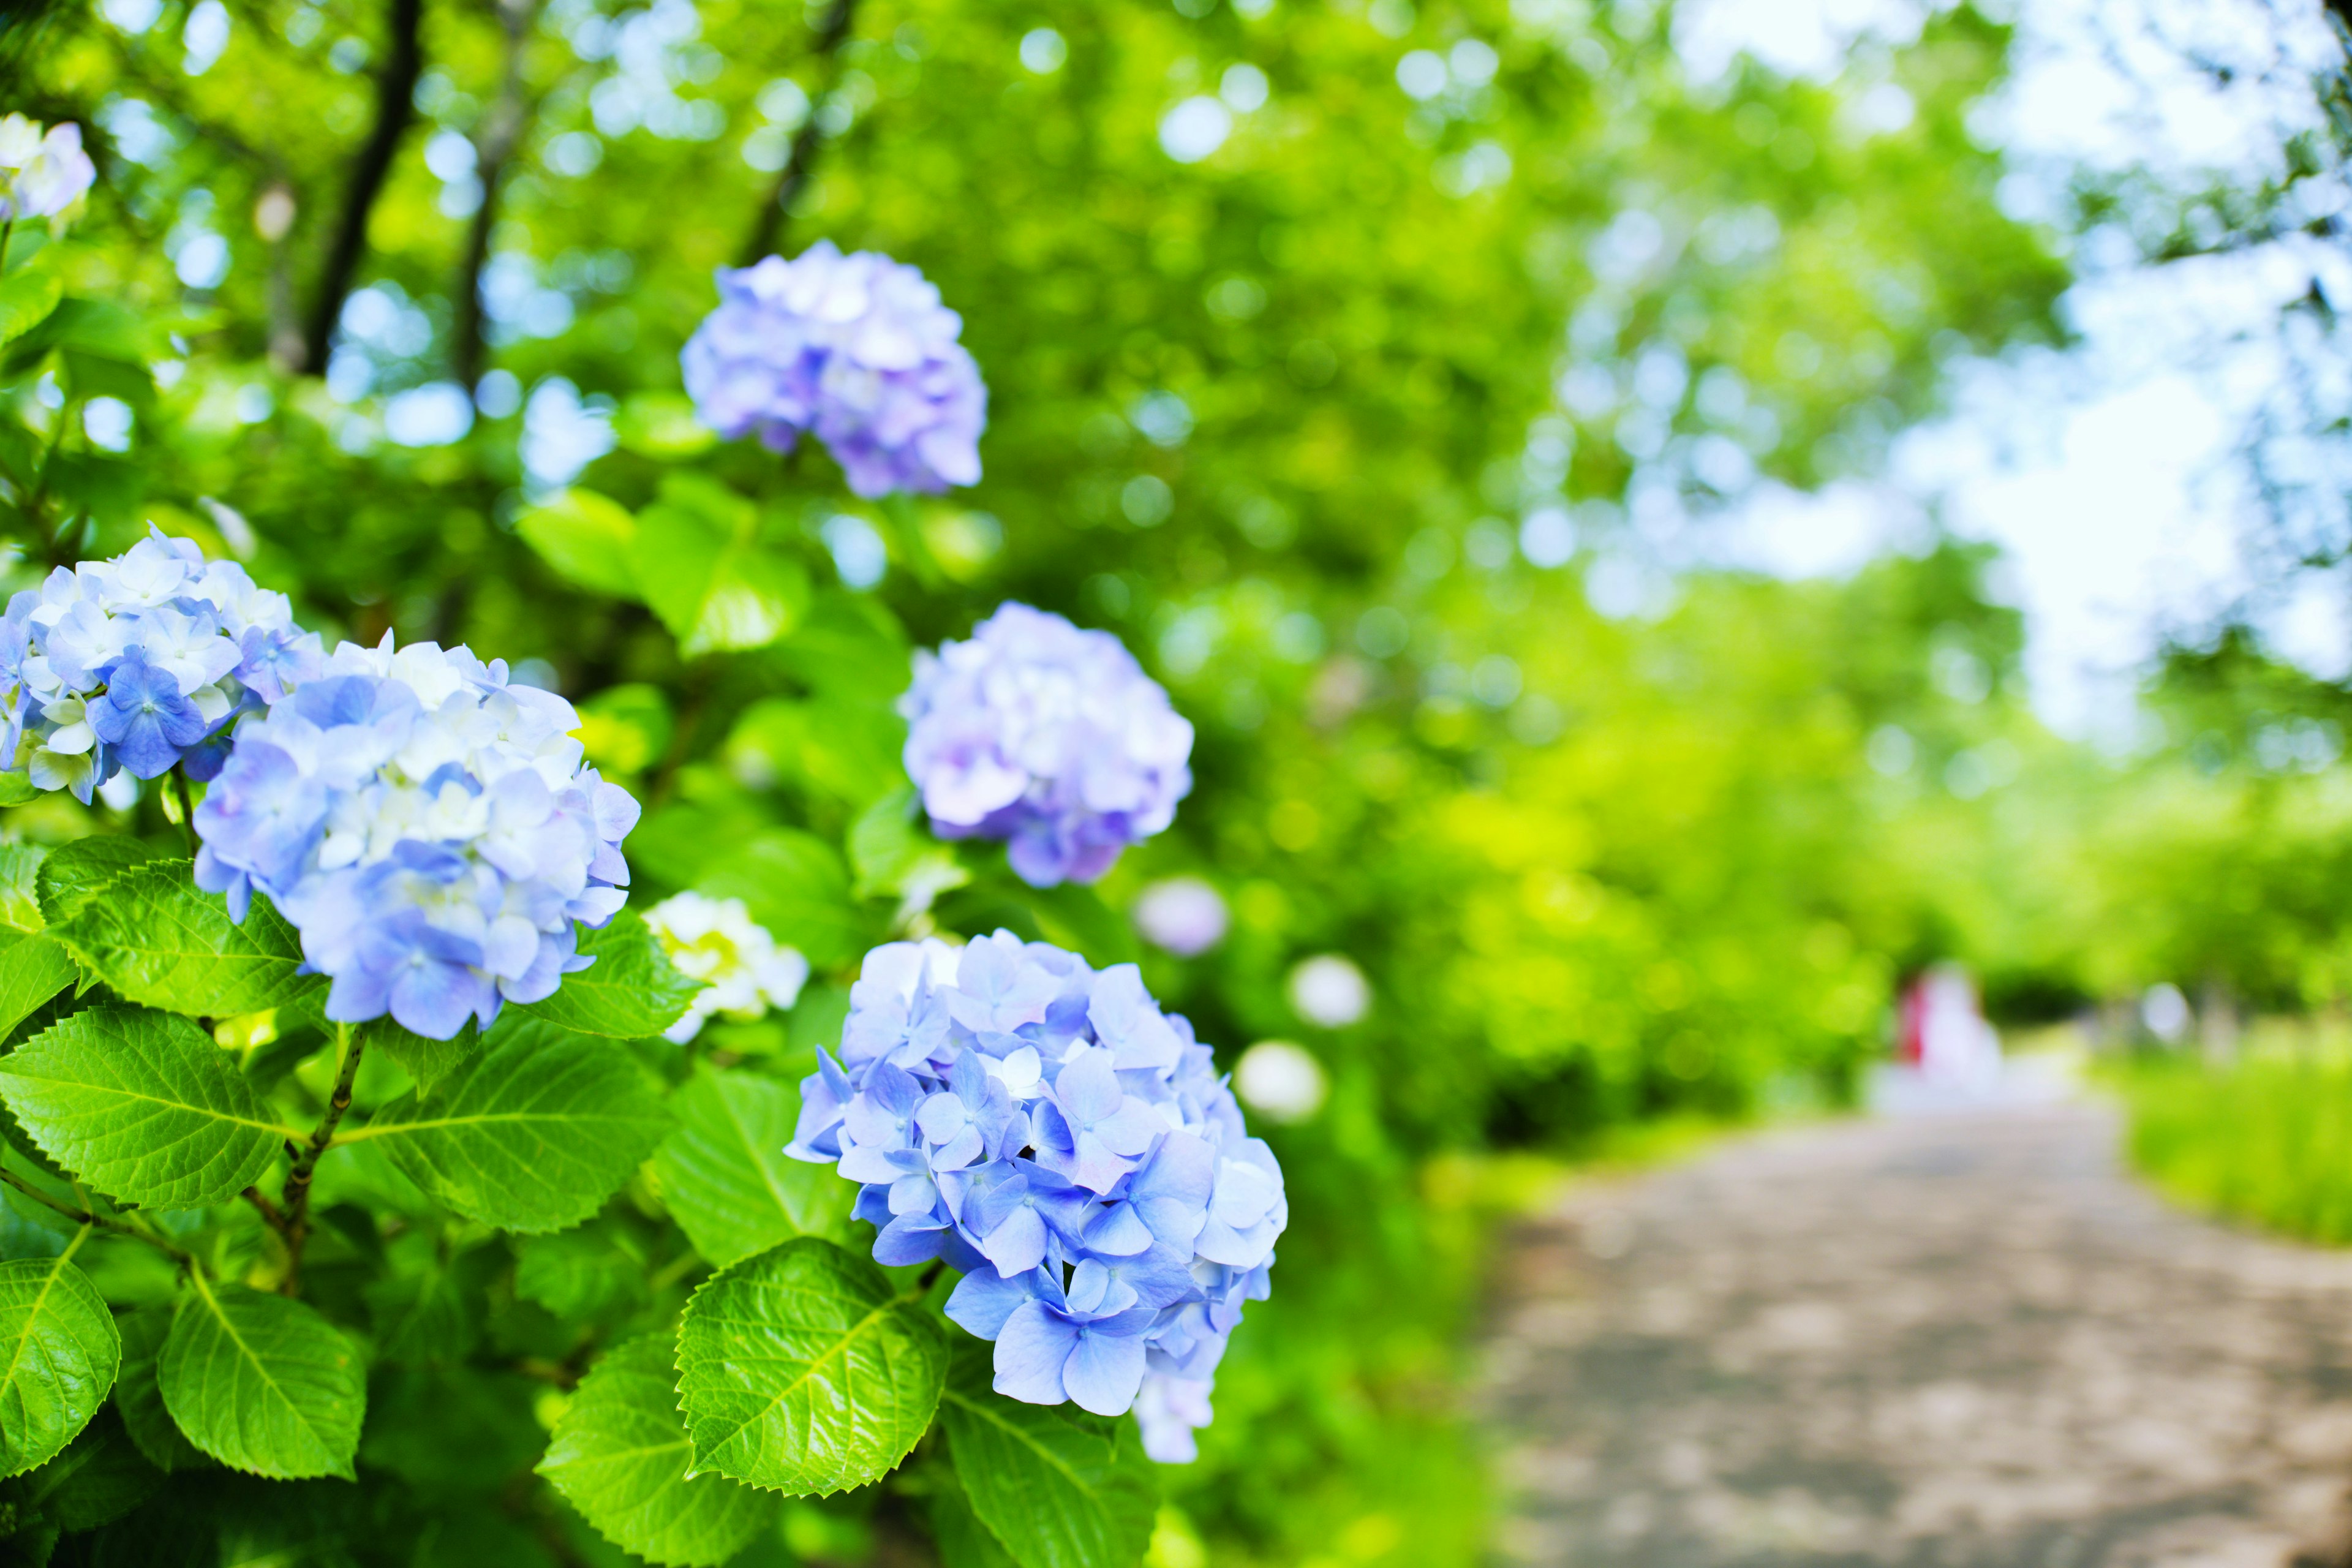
[157,1274,364,1481]
[46,860,326,1022]
[0,269,62,348]
[110,1306,211,1473]
[513,1226,646,1322]
[32,839,162,930]
[539,1333,777,1567]
[673,1238,946,1495]
[350,1019,672,1233]
[0,846,45,933]
[941,1359,1158,1568]
[521,910,701,1038]
[0,774,36,809]
[850,788,970,914]
[696,830,867,969]
[357,1015,479,1093]
[653,1069,853,1267]
[630,478,809,655]
[0,937,75,1042]
[614,391,720,459]
[0,1245,119,1479]
[517,488,643,598]
[0,1006,292,1210]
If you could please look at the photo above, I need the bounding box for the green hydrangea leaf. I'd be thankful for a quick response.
[652,1069,853,1267]
[0,937,75,1042]
[348,1019,672,1233]
[31,839,164,932]
[45,859,325,1022]
[109,1306,211,1473]
[0,1006,294,1209]
[0,1245,119,1479]
[519,910,701,1039]
[940,1352,1158,1568]
[673,1238,946,1495]
[357,1016,479,1093]
[157,1274,364,1481]
[0,266,62,349]
[539,1333,777,1567]
[0,845,47,934]
[516,487,643,598]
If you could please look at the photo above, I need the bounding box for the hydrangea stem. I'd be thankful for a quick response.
[0,1166,195,1267]
[170,769,197,854]
[279,1020,364,1294]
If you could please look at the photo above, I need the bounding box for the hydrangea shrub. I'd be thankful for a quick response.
[0,532,1251,1568]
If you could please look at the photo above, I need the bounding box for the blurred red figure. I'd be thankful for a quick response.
[1896,963,2001,1087]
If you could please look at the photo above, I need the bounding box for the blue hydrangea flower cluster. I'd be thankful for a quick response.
[788,932,1285,1463]
[680,241,987,498]
[194,635,640,1040]
[899,605,1193,888]
[0,528,324,802]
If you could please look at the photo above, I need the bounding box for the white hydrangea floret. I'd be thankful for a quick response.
[643,891,811,1043]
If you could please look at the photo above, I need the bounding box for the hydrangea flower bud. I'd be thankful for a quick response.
[900,605,1193,887]
[786,932,1284,1458]
[193,635,639,1040]
[643,891,809,1043]
[681,241,987,497]
[0,116,96,224]
[0,527,325,802]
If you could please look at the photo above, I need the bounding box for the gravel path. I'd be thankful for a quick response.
[1479,1102,2352,1567]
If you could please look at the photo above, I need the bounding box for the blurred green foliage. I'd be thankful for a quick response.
[2117,1027,2352,1247]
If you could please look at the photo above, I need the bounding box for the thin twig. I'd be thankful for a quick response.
[453,0,541,389]
[301,0,425,372]
[739,0,859,265]
[242,1184,283,1230]
[0,1167,196,1265]
[279,1020,365,1294]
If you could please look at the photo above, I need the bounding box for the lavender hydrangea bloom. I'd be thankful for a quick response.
[193,634,640,1040]
[0,527,325,802]
[680,241,987,497]
[900,605,1193,887]
[787,932,1284,1461]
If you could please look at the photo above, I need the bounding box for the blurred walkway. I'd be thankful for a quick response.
[1479,1100,2352,1567]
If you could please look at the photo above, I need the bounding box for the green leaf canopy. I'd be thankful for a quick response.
[0,1248,120,1480]
[673,1238,946,1495]
[0,1006,293,1210]
[349,1018,673,1233]
[538,1333,777,1567]
[653,1069,852,1267]
[157,1275,364,1481]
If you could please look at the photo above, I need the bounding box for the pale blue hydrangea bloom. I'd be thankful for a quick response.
[0,116,96,224]
[0,528,324,802]
[788,933,1285,1462]
[900,605,1193,887]
[194,635,640,1040]
[680,240,987,497]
